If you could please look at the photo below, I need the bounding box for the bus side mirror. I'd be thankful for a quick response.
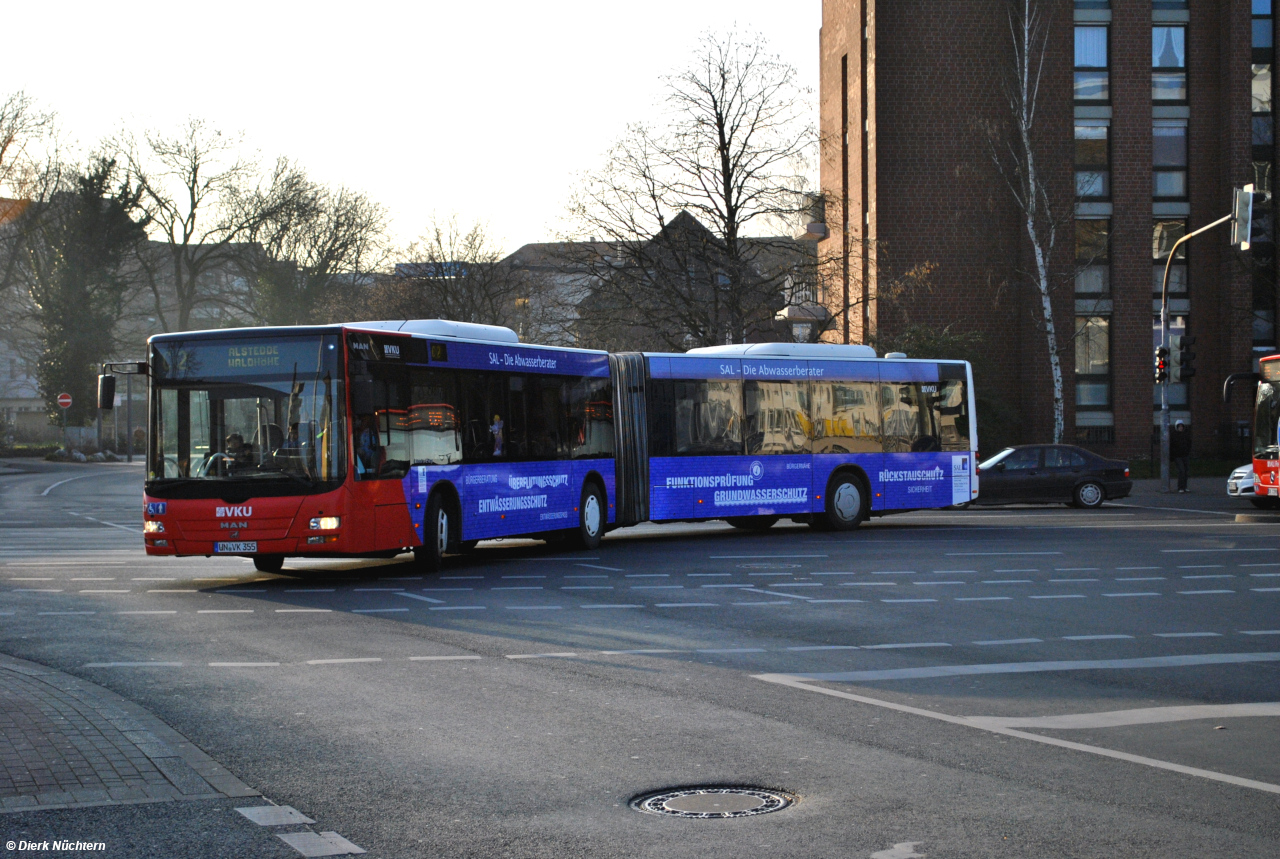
[97,374,117,410]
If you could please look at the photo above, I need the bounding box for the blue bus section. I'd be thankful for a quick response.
[649,455,813,519]
[440,340,610,377]
[405,460,616,541]
[876,452,972,510]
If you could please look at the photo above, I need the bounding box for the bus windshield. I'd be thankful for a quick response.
[148,334,346,489]
[1256,381,1280,460]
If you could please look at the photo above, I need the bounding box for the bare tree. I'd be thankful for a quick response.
[120,119,289,332]
[237,160,389,325]
[987,0,1067,442]
[566,31,817,349]
[318,216,542,332]
[0,91,53,199]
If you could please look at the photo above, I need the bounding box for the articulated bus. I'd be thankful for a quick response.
[140,320,977,572]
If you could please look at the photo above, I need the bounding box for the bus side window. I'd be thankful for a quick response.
[882,383,939,453]
[744,380,808,455]
[647,379,676,458]
[812,380,883,454]
[569,376,614,459]
[933,377,971,451]
[409,367,461,466]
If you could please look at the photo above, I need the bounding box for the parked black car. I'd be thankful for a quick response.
[975,444,1132,508]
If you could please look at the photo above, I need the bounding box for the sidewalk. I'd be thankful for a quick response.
[0,653,257,814]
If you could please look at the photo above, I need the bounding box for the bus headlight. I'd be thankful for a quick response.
[309,516,340,531]
[144,521,165,534]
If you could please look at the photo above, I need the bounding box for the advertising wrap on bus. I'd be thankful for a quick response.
[649,452,972,519]
[406,459,616,542]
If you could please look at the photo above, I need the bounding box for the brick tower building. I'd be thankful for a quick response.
[818,0,1271,459]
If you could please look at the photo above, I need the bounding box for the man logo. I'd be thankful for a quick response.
[750,461,764,481]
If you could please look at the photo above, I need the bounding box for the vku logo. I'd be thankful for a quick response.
[216,505,253,518]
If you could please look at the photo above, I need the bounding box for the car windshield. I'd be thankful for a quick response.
[149,334,346,486]
[979,448,1015,470]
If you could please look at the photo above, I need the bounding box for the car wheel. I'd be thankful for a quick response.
[573,482,605,549]
[822,473,868,531]
[1073,481,1105,509]
[253,554,284,573]
[413,493,450,572]
[726,516,780,531]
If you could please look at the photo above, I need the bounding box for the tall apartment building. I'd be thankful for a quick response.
[819,0,1269,458]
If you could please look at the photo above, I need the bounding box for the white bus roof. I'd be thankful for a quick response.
[686,342,879,359]
[347,319,522,343]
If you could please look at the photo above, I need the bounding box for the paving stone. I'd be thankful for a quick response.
[237,805,316,826]
[0,652,257,811]
[277,831,367,857]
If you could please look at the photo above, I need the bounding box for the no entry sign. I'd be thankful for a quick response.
[57,393,72,409]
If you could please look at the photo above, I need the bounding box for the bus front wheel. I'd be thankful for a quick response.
[574,482,605,550]
[414,494,450,572]
[821,473,867,531]
[253,554,284,573]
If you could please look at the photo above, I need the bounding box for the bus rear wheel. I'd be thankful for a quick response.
[414,494,450,572]
[573,482,605,550]
[821,473,867,531]
[253,554,284,573]
[726,516,779,531]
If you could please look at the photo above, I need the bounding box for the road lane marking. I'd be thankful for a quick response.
[84,662,182,668]
[275,609,332,613]
[993,569,1038,573]
[1241,563,1280,567]
[1182,574,1233,579]
[840,581,896,586]
[79,589,129,593]
[116,611,177,615]
[709,554,827,559]
[441,576,484,579]
[429,606,486,611]
[733,600,791,605]
[148,589,198,593]
[699,648,766,654]
[971,703,1280,729]
[1178,590,1235,595]
[1064,635,1133,641]
[1104,592,1161,597]
[880,598,937,603]
[13,588,62,592]
[809,599,866,603]
[753,674,1280,795]
[506,652,577,659]
[862,642,951,650]
[286,588,335,593]
[423,587,474,591]
[983,580,1032,584]
[198,610,254,614]
[656,602,718,607]
[407,655,481,660]
[505,605,562,610]
[39,611,95,615]
[913,581,966,586]
[630,585,684,589]
[561,586,614,590]
[581,604,642,609]
[1116,567,1161,571]
[1050,578,1099,583]
[40,472,121,495]
[71,577,115,581]
[974,638,1042,645]
[955,596,1012,601]
[210,662,279,667]
[1241,630,1280,635]
[307,658,382,665]
[599,648,680,654]
[493,586,544,590]
[777,652,1280,682]
[1163,548,1271,553]
[1116,577,1165,581]
[1155,632,1220,638]
[395,592,444,604]
[786,645,860,651]
[576,563,624,571]
[1030,594,1086,600]
[352,608,408,613]
[1056,568,1100,571]
[947,555,1064,560]
[501,575,546,579]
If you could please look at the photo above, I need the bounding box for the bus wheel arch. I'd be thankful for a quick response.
[416,482,461,571]
[576,474,608,549]
[820,466,870,531]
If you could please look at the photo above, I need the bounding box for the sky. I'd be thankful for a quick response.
[6,0,821,256]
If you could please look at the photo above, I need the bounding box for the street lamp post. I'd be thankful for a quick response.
[1157,185,1257,492]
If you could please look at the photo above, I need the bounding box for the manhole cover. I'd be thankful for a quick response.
[737,563,800,569]
[631,787,794,818]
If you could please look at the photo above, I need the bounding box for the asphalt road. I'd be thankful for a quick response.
[2,459,1278,858]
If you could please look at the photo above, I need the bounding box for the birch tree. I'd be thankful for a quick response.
[566,31,816,349]
[989,0,1066,443]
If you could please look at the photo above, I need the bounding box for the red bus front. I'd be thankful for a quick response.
[141,327,417,569]
[1254,356,1280,501]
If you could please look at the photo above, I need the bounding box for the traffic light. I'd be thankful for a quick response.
[1170,334,1197,382]
[1155,346,1170,383]
[1233,184,1255,250]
